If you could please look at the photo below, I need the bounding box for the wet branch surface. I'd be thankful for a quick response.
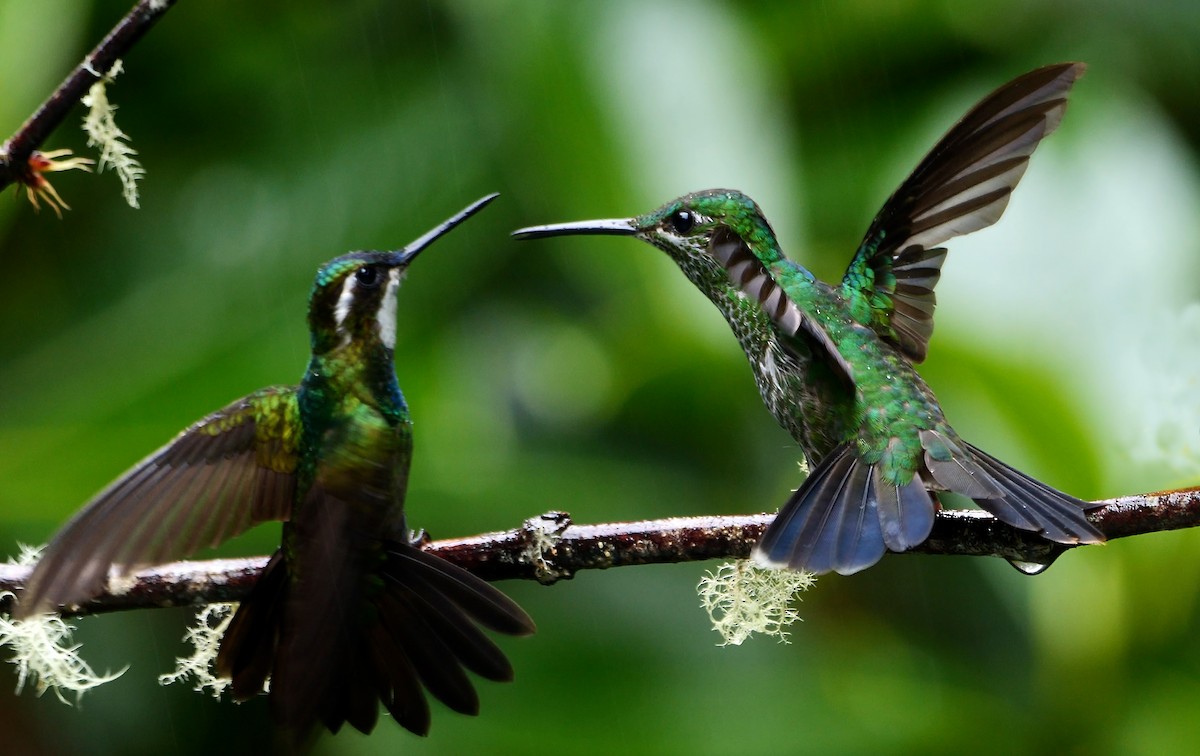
[1,486,1197,618]
[0,0,178,190]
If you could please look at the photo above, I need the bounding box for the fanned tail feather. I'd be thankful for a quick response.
[213,535,533,741]
[754,443,936,575]
[756,434,1102,576]
[873,466,937,552]
[215,550,288,699]
[391,545,535,637]
[964,443,1105,544]
[831,458,879,571]
[920,428,1005,498]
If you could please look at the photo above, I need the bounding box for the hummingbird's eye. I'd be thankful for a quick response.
[668,209,696,235]
[354,266,383,289]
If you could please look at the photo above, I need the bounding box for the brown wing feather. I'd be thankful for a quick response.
[17,386,301,617]
[842,63,1085,362]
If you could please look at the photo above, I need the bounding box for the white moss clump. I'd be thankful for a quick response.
[81,59,145,208]
[1,543,125,704]
[697,560,815,646]
[0,603,126,704]
[158,602,237,699]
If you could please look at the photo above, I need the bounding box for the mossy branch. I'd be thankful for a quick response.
[1,485,1197,618]
[0,0,177,193]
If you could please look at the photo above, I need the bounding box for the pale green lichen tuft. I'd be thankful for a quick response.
[519,513,571,584]
[158,603,237,699]
[1,544,125,704]
[0,606,127,704]
[698,560,815,646]
[81,59,145,209]
[526,524,560,577]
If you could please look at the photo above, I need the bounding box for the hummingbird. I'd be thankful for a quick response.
[513,63,1105,575]
[18,194,535,741]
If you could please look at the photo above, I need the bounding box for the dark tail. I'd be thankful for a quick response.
[214,541,534,742]
[964,443,1106,544]
[215,550,289,702]
[754,438,1105,575]
[753,443,937,575]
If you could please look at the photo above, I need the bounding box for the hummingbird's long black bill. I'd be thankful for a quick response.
[395,192,500,264]
[511,218,637,240]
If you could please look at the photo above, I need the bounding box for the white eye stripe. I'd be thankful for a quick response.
[332,267,401,349]
[334,274,357,331]
[377,268,400,350]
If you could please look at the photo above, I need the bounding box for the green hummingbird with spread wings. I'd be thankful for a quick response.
[19,194,534,741]
[514,63,1105,575]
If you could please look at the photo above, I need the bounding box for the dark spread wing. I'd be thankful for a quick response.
[18,386,301,617]
[841,62,1085,362]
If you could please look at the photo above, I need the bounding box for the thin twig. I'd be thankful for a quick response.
[0,0,178,191]
[1,486,1197,618]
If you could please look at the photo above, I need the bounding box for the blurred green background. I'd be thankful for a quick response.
[2,1,1199,754]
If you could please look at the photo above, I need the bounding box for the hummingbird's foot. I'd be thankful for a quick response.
[17,149,94,218]
[408,528,432,548]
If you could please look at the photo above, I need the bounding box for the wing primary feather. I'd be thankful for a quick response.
[18,389,299,619]
[840,63,1083,361]
[18,461,163,614]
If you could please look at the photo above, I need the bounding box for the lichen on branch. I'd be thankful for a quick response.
[81,59,145,208]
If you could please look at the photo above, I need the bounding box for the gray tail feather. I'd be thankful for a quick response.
[753,439,1103,576]
[754,443,936,575]
[964,443,1105,544]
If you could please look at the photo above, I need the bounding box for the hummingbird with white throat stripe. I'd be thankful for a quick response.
[19,193,535,743]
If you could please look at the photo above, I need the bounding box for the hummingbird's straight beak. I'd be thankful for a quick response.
[511,218,637,240]
[393,192,500,265]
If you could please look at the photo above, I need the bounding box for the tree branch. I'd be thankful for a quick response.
[0,0,178,191]
[1,485,1197,618]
